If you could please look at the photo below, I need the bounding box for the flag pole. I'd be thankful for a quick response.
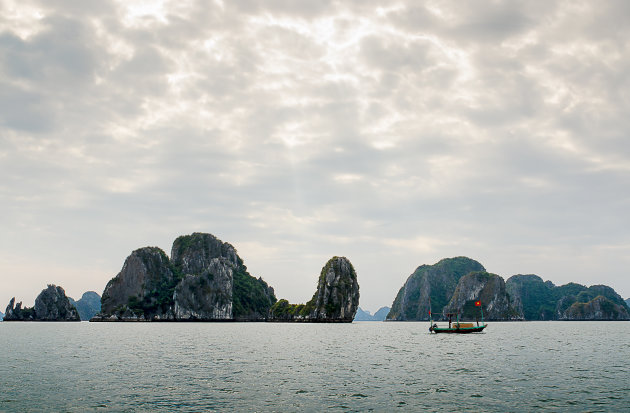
[475,300,484,326]
[429,297,433,333]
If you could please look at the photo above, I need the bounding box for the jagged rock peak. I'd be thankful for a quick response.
[4,285,80,321]
[100,246,176,318]
[4,297,20,320]
[35,285,81,321]
[169,233,275,320]
[309,256,360,321]
[171,232,241,274]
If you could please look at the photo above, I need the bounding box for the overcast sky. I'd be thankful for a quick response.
[2,0,629,313]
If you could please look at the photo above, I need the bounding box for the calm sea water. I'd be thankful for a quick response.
[1,321,629,412]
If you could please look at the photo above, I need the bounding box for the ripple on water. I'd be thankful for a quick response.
[0,321,629,411]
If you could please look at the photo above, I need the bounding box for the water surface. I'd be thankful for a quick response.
[1,321,629,411]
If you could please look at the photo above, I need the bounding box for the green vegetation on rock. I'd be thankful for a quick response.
[270,299,310,319]
[505,275,557,320]
[100,246,179,319]
[233,267,277,319]
[506,275,630,320]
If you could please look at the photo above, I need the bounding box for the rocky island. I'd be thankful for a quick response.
[4,285,80,321]
[69,291,102,321]
[444,271,522,320]
[269,256,360,322]
[354,306,390,321]
[387,257,488,321]
[387,257,630,321]
[506,275,630,321]
[92,233,276,321]
[91,232,359,322]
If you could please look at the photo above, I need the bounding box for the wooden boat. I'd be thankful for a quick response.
[429,301,487,334]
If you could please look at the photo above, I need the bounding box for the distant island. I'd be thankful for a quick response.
[354,307,390,321]
[387,257,630,321]
[69,291,102,321]
[91,232,359,322]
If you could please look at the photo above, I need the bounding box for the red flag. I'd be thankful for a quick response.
[475,301,481,307]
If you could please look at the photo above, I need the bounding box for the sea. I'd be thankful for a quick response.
[1,321,629,412]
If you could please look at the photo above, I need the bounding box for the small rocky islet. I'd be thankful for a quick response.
[387,257,630,321]
[4,285,80,321]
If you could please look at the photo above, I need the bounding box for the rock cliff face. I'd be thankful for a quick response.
[4,285,80,321]
[93,232,277,321]
[309,256,359,321]
[506,275,630,321]
[99,247,177,320]
[173,257,233,320]
[444,272,523,320]
[386,257,485,321]
[172,233,240,272]
[269,256,360,322]
[69,291,101,321]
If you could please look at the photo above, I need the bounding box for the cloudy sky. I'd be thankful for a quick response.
[2,0,629,312]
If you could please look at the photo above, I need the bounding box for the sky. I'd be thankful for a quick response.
[1,0,630,313]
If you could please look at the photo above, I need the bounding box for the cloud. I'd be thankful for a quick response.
[1,0,630,310]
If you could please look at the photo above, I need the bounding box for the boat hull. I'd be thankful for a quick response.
[431,325,486,334]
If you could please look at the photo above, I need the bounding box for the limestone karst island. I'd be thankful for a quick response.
[387,257,630,321]
[3,235,630,323]
[89,232,360,322]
